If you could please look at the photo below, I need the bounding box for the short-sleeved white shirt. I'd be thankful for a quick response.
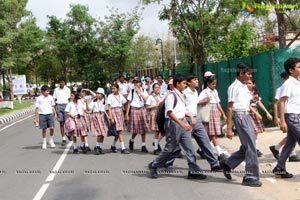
[165,89,186,119]
[107,94,127,108]
[279,76,300,114]
[274,87,281,100]
[53,86,70,104]
[199,87,221,104]
[146,94,164,106]
[127,88,149,108]
[160,82,168,96]
[35,95,55,114]
[88,99,106,112]
[183,87,199,116]
[65,101,85,116]
[227,79,252,111]
[118,82,128,96]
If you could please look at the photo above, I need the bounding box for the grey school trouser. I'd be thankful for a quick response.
[165,116,219,168]
[277,114,300,170]
[152,118,201,172]
[225,112,259,180]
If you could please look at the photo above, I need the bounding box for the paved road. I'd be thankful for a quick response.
[0,116,300,200]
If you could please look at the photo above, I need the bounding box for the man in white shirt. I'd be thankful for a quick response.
[118,75,128,98]
[223,62,262,187]
[273,57,300,178]
[53,77,71,145]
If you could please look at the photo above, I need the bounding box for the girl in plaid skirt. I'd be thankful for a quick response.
[65,91,89,154]
[125,77,150,153]
[247,79,272,157]
[146,83,164,155]
[77,88,96,153]
[107,84,130,154]
[198,73,227,159]
[88,88,108,155]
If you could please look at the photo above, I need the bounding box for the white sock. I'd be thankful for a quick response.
[73,143,77,149]
[43,138,47,143]
[85,143,89,147]
[121,142,125,150]
[153,139,158,150]
[215,145,223,156]
[62,136,66,141]
[142,142,146,147]
[112,140,117,146]
[96,142,100,147]
[290,151,297,156]
[80,142,84,147]
[49,136,54,142]
[255,140,258,147]
[275,143,281,150]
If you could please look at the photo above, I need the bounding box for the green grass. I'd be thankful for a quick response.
[0,101,34,116]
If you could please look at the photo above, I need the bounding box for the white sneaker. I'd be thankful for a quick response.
[49,140,56,148]
[42,142,47,150]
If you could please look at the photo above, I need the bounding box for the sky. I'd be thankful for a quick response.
[26,0,170,39]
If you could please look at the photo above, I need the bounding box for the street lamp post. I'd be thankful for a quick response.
[156,38,165,72]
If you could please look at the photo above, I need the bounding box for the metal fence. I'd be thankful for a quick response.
[163,48,300,112]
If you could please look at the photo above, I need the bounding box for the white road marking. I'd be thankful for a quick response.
[33,141,72,200]
[0,114,34,132]
[266,178,277,184]
[46,142,72,182]
[33,183,50,200]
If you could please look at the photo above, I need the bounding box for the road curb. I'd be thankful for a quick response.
[0,106,35,125]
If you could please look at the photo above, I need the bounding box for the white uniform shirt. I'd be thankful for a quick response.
[107,94,127,108]
[160,82,168,96]
[165,89,186,119]
[77,98,88,114]
[183,87,199,116]
[127,88,148,108]
[65,101,85,116]
[274,87,281,100]
[53,86,70,104]
[279,76,300,114]
[199,87,220,104]
[228,79,252,112]
[146,94,164,106]
[118,82,128,96]
[35,95,55,114]
[88,99,106,112]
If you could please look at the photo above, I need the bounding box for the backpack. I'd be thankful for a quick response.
[156,92,177,134]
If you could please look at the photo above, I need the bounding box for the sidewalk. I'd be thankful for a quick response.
[0,105,35,126]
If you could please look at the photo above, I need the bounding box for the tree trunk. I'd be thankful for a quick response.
[276,9,286,48]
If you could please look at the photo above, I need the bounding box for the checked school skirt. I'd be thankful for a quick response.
[129,106,150,134]
[111,107,126,132]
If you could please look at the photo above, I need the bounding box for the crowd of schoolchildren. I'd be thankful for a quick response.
[34,58,300,187]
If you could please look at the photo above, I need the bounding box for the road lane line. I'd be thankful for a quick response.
[33,141,72,200]
[46,141,72,182]
[33,183,50,200]
[0,114,34,132]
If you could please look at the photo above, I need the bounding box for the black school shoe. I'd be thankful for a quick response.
[187,171,207,180]
[269,145,279,160]
[148,162,158,179]
[94,146,104,155]
[141,146,149,153]
[196,149,206,159]
[152,142,162,152]
[273,167,293,178]
[121,149,130,154]
[221,161,232,180]
[62,140,67,146]
[73,148,79,154]
[257,149,263,157]
[242,177,262,187]
[111,146,118,153]
[65,132,72,141]
[289,155,300,162]
[211,165,222,172]
[153,149,160,155]
[129,140,134,150]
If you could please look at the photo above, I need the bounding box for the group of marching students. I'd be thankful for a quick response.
[34,57,300,187]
